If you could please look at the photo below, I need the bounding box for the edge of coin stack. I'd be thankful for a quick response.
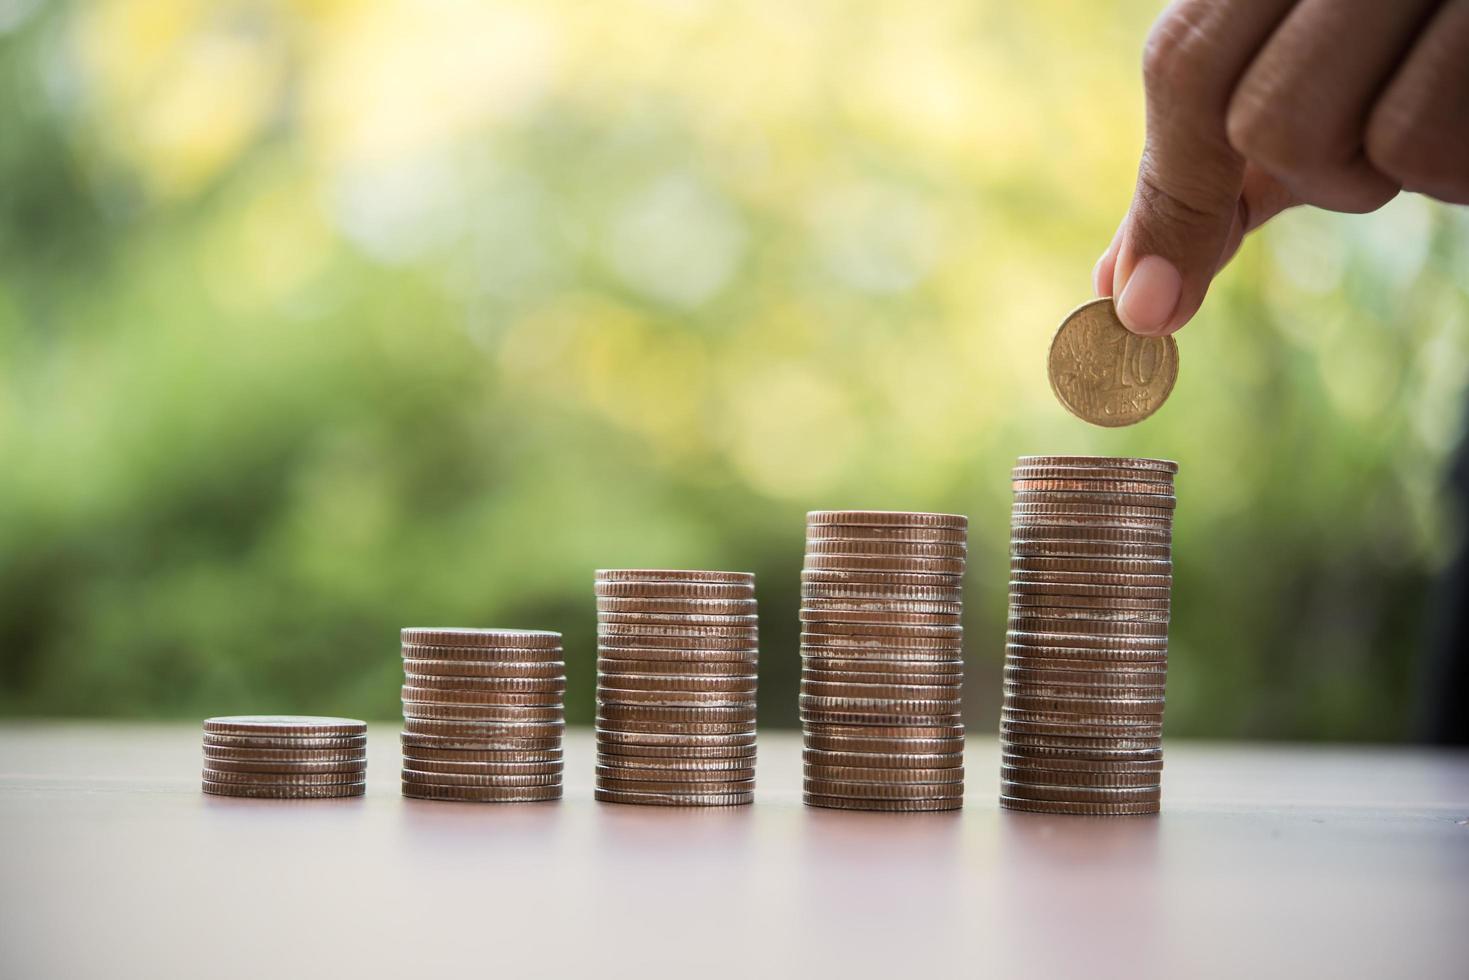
[1000,455,1176,816]
[595,569,758,806]
[800,510,968,812]
[202,715,368,799]
[400,627,566,803]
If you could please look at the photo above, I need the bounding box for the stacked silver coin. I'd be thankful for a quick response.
[1000,455,1176,816]
[400,628,565,803]
[800,511,968,812]
[201,716,367,798]
[595,569,758,806]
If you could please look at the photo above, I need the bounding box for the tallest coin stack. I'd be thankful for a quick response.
[800,510,968,811]
[999,455,1176,816]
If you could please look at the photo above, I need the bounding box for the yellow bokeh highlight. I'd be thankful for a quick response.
[72,0,282,197]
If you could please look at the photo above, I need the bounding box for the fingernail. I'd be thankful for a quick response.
[1116,255,1181,335]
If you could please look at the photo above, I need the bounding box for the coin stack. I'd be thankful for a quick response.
[800,511,968,812]
[201,716,367,799]
[595,570,758,806]
[1000,455,1176,816]
[400,628,566,803]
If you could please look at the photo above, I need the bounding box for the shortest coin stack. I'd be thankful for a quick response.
[202,716,367,799]
[400,628,566,803]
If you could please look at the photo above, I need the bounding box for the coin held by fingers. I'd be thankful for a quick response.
[1047,298,1179,427]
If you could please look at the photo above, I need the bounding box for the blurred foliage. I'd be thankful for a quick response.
[1,0,1465,740]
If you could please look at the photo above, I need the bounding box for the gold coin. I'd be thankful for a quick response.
[1047,298,1179,427]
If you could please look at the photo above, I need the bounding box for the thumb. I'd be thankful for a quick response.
[1110,132,1246,337]
[1106,0,1298,335]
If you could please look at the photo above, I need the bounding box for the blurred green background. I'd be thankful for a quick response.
[1,0,1465,740]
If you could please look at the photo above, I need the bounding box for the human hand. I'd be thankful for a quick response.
[1095,0,1469,336]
